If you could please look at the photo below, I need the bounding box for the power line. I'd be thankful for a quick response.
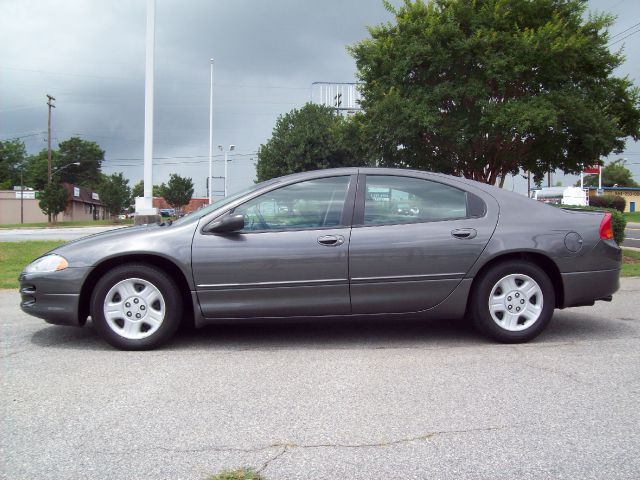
[608,27,640,47]
[608,21,640,40]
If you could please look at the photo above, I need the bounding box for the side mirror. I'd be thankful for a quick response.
[205,214,245,234]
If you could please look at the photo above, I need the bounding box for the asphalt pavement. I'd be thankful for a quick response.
[623,222,640,249]
[1,279,639,480]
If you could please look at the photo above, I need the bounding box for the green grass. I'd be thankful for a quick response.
[622,248,640,277]
[0,219,133,229]
[624,212,640,223]
[206,469,266,480]
[0,241,66,289]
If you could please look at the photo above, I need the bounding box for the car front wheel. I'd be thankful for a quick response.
[471,260,555,343]
[90,263,182,350]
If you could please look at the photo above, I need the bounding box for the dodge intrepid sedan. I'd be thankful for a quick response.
[19,168,621,350]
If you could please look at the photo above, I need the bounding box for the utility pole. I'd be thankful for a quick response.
[208,58,214,204]
[46,94,55,184]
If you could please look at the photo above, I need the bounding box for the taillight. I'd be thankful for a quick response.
[599,212,614,241]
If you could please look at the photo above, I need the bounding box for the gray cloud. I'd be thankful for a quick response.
[1,0,638,197]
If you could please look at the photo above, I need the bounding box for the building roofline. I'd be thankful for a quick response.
[586,186,640,191]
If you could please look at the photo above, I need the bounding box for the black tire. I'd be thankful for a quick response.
[471,260,555,343]
[90,263,182,350]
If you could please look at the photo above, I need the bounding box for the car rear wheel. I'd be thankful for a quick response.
[90,263,182,350]
[471,260,555,343]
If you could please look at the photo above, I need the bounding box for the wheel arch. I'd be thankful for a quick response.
[78,254,194,327]
[468,251,564,311]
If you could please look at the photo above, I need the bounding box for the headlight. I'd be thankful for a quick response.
[24,254,69,274]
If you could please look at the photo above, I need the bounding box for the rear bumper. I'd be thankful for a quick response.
[561,268,620,308]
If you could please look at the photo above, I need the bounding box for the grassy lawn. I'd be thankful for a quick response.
[622,248,640,277]
[0,219,133,229]
[0,241,66,289]
[624,212,640,223]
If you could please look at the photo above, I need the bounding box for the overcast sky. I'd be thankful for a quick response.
[1,0,639,198]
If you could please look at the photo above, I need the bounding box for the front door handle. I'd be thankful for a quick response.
[317,234,345,247]
[451,228,477,239]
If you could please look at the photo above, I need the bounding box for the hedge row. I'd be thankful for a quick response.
[589,195,626,212]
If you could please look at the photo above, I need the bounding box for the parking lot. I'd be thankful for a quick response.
[1,279,639,479]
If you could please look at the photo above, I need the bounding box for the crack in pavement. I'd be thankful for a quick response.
[256,446,288,475]
[83,424,514,459]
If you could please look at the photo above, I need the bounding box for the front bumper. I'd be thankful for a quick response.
[19,267,91,326]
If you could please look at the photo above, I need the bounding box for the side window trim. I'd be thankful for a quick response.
[219,174,357,234]
[353,174,476,227]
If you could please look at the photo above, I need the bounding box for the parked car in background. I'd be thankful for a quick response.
[159,208,175,218]
[19,168,621,350]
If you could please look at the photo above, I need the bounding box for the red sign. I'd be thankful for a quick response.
[583,166,600,174]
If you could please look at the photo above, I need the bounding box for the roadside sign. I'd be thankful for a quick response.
[15,191,36,199]
[596,188,604,196]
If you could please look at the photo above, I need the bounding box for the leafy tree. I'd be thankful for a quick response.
[349,0,640,186]
[57,137,105,188]
[256,103,372,181]
[38,182,69,223]
[0,139,26,189]
[157,173,194,214]
[131,180,163,199]
[98,172,131,218]
[22,149,61,190]
[582,159,638,187]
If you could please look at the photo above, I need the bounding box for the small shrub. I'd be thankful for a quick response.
[590,194,626,212]
[206,469,266,480]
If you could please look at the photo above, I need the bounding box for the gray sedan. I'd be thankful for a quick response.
[19,168,621,350]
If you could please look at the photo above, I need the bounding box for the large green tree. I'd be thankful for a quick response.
[131,180,163,199]
[349,0,640,186]
[38,182,69,223]
[256,103,372,181]
[582,159,639,187]
[0,139,26,189]
[158,173,194,214]
[57,137,105,188]
[98,172,131,218]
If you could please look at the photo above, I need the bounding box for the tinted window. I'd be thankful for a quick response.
[364,176,467,225]
[233,176,350,231]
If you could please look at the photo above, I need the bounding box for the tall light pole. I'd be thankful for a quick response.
[208,58,214,204]
[218,144,235,197]
[136,0,158,218]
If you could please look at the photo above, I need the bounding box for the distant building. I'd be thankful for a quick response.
[586,186,640,213]
[0,183,106,224]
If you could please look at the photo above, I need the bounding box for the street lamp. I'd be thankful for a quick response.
[51,162,81,177]
[218,144,235,197]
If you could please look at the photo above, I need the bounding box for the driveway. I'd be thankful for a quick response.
[1,279,639,479]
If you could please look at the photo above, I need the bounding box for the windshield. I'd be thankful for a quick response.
[171,180,272,226]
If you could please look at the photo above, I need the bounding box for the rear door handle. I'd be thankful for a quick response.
[317,234,345,247]
[451,228,477,239]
